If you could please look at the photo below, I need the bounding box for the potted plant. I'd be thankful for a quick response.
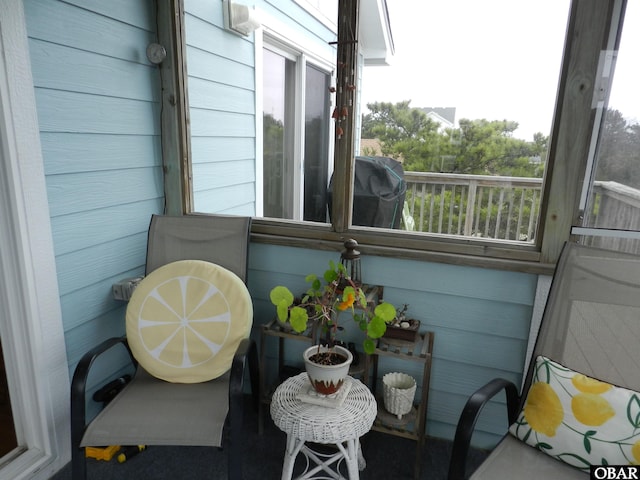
[270,260,396,394]
[382,304,421,342]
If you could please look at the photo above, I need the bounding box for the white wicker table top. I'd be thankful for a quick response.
[270,373,377,444]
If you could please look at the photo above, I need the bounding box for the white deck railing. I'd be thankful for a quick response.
[402,173,640,249]
[403,172,543,242]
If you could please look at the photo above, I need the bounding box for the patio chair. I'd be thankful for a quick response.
[71,214,259,480]
[448,242,640,479]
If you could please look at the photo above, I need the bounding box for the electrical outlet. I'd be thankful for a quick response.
[112,277,143,301]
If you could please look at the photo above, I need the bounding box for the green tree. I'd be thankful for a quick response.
[595,109,640,187]
[453,119,541,176]
[361,101,444,170]
[361,102,547,177]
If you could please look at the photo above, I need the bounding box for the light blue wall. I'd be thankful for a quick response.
[24,0,164,389]
[249,243,537,448]
[185,0,336,215]
[186,0,258,215]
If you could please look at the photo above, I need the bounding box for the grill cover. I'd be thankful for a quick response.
[328,156,406,229]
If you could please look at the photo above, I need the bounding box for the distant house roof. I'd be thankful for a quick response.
[421,107,456,129]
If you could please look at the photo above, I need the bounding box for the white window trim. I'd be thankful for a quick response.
[0,2,70,478]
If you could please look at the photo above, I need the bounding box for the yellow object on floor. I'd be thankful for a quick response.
[85,445,121,461]
[117,445,146,463]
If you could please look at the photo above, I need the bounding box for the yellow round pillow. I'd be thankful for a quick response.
[126,260,252,383]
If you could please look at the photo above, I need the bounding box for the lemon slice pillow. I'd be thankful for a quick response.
[126,260,252,383]
[509,355,640,470]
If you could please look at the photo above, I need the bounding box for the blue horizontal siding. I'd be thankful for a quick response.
[41,133,161,175]
[190,109,256,137]
[24,1,164,391]
[193,183,256,213]
[24,0,156,62]
[46,168,163,217]
[60,267,143,333]
[185,11,255,67]
[185,0,224,26]
[29,39,160,101]
[65,309,129,369]
[56,232,148,296]
[187,47,255,90]
[261,0,336,52]
[192,159,256,191]
[381,287,533,339]
[50,200,162,256]
[368,255,537,305]
[61,0,156,31]
[190,137,255,164]
[34,90,159,135]
[189,76,255,114]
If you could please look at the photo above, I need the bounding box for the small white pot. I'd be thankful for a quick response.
[303,345,353,395]
[382,372,417,419]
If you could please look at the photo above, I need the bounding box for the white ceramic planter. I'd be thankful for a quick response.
[303,345,353,395]
[382,372,417,419]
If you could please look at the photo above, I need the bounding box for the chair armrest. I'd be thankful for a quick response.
[448,378,520,480]
[229,337,258,403]
[227,337,259,480]
[70,336,135,448]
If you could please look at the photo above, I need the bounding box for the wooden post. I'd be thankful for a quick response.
[331,0,359,233]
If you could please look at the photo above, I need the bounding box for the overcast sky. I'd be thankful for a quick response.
[361,0,638,141]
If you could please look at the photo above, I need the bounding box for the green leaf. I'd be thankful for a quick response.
[535,442,552,450]
[276,301,289,322]
[270,286,294,307]
[342,285,356,299]
[367,316,387,338]
[356,289,367,308]
[583,431,596,454]
[556,453,591,469]
[627,394,640,428]
[288,306,309,333]
[374,302,396,322]
[324,268,338,284]
[363,338,376,355]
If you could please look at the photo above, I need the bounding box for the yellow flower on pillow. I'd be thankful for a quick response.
[632,440,640,464]
[572,374,612,394]
[524,382,563,436]
[572,393,615,426]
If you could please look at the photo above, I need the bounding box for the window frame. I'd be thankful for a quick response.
[165,0,625,275]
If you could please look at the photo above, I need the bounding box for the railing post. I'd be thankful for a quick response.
[464,180,477,236]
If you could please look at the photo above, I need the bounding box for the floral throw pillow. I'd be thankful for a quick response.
[509,355,640,471]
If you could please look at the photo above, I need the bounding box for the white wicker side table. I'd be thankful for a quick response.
[270,372,377,480]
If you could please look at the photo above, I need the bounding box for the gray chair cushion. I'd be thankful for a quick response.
[470,435,587,479]
[81,369,230,447]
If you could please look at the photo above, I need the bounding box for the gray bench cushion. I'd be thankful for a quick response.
[470,435,587,479]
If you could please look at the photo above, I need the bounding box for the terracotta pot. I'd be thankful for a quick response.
[303,345,352,395]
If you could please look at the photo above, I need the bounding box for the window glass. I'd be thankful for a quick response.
[263,48,296,219]
[303,64,331,222]
[262,45,332,222]
[579,1,640,252]
[359,0,571,242]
